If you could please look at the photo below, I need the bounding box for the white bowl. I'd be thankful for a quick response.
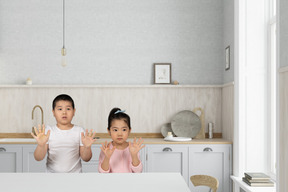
[164,136,192,142]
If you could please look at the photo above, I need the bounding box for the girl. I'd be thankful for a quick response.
[98,108,145,173]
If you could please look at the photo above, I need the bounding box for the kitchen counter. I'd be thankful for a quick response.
[0,137,232,144]
[95,138,232,144]
[0,172,190,192]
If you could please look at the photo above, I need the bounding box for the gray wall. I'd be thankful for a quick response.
[280,0,288,67]
[223,0,234,83]
[0,0,225,85]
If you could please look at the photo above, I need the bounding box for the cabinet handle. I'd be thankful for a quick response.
[0,147,6,152]
[163,147,172,152]
[203,147,213,152]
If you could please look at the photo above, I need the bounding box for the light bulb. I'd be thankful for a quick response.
[61,47,67,67]
[61,55,67,67]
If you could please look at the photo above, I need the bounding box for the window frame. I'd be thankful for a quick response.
[266,0,277,180]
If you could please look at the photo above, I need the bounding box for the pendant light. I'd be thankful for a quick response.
[61,0,67,67]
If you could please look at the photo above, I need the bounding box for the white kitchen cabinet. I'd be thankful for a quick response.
[0,145,22,172]
[2,144,99,173]
[139,146,146,170]
[145,144,232,192]
[189,144,232,192]
[0,141,232,191]
[82,144,146,173]
[22,145,46,172]
[81,145,101,173]
[23,144,102,173]
[145,145,189,184]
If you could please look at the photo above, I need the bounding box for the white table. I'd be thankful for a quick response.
[0,172,190,192]
[231,176,276,192]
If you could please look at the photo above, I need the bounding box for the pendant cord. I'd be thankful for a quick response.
[63,0,65,48]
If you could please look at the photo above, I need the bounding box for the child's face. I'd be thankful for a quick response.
[108,119,130,145]
[52,100,75,126]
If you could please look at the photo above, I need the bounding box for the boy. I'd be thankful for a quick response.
[31,94,96,173]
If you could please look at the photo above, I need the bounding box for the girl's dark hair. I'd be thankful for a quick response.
[108,107,131,130]
[52,94,75,110]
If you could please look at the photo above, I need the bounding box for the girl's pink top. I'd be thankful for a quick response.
[98,144,143,173]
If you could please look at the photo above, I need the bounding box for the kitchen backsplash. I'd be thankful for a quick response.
[221,83,234,141]
[0,85,233,139]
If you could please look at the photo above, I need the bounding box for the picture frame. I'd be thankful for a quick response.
[154,63,171,84]
[225,46,230,71]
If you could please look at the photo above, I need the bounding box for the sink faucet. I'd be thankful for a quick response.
[32,105,44,134]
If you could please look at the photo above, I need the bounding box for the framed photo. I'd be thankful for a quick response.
[154,63,171,84]
[225,46,230,70]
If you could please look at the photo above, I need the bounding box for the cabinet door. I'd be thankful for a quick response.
[23,145,46,172]
[82,145,146,173]
[146,145,189,184]
[139,147,146,172]
[189,144,232,192]
[0,145,22,172]
[82,145,101,173]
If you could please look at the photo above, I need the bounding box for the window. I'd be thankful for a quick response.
[267,0,277,180]
[235,0,277,178]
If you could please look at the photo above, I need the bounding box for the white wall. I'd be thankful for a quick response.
[0,0,225,85]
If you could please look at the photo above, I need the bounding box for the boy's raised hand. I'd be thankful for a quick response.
[31,124,50,146]
[129,137,145,156]
[100,141,116,159]
[81,129,97,148]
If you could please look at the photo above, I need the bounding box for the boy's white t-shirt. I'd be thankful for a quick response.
[45,125,84,173]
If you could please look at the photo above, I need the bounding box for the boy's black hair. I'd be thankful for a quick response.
[52,94,75,110]
[108,107,131,130]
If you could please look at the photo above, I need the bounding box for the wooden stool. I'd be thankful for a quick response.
[190,175,219,192]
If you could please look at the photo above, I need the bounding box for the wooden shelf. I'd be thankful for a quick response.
[0,84,233,88]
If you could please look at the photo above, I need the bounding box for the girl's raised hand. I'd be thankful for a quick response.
[129,137,145,156]
[100,141,116,159]
[31,124,50,146]
[81,129,97,148]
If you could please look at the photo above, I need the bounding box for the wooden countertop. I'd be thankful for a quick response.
[0,137,232,145]
[95,138,232,144]
[0,132,231,144]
